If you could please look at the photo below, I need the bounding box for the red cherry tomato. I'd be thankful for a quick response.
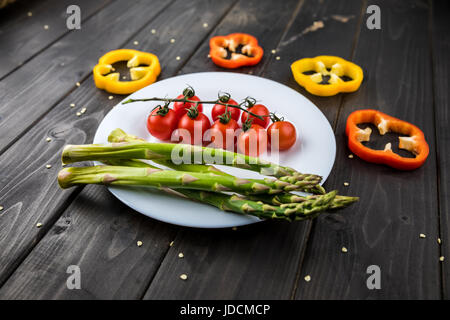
[177,110,211,145]
[237,124,267,157]
[146,105,178,141]
[209,116,240,150]
[267,120,297,151]
[241,104,270,128]
[173,87,203,120]
[211,95,240,121]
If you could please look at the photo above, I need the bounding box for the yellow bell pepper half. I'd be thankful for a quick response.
[93,49,161,95]
[291,56,363,96]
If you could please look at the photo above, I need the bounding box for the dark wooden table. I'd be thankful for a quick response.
[0,0,448,300]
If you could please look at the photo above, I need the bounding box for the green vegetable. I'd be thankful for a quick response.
[58,165,307,195]
[106,128,323,192]
[62,129,320,183]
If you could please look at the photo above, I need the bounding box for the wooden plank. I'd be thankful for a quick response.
[295,0,441,299]
[431,0,450,299]
[0,0,237,299]
[0,0,172,155]
[0,0,112,79]
[143,0,363,299]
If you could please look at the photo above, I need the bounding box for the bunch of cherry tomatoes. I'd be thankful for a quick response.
[147,87,297,156]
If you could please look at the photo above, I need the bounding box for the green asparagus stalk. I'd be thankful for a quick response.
[62,128,316,180]
[103,158,357,211]
[249,193,358,209]
[105,128,323,190]
[58,165,306,195]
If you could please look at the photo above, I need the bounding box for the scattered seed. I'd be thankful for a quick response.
[36,222,43,228]
[44,25,49,30]
[46,137,52,142]
[438,238,442,244]
[304,275,311,282]
[275,56,281,60]
[180,274,188,280]
[419,233,426,238]
[248,71,253,74]
[45,164,52,169]
[108,95,114,100]
[151,29,156,34]
[0,206,3,211]
[122,76,127,80]
[271,49,276,54]
[343,182,350,186]
[133,40,139,45]
[70,103,75,107]
[178,252,184,258]
[76,82,81,87]
[76,112,81,116]
[207,54,211,58]
[203,22,209,28]
[170,38,176,43]
[137,241,143,247]
[232,227,237,231]
[27,12,33,17]
[341,247,348,253]
[169,241,174,247]
[348,154,354,158]
[440,256,445,262]
[176,56,181,61]
[80,107,87,114]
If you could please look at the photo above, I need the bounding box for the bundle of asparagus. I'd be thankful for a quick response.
[57,129,358,221]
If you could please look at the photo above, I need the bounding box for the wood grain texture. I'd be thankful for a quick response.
[0,0,237,299]
[0,0,112,79]
[143,0,363,300]
[0,0,172,155]
[295,0,441,299]
[431,0,450,299]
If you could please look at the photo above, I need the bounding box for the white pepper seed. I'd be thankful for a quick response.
[304,275,311,282]
[180,274,188,280]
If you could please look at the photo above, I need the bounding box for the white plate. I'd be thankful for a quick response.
[93,72,336,228]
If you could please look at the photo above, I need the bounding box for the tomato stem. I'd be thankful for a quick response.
[123,96,265,120]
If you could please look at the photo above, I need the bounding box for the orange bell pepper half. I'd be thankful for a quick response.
[93,49,161,95]
[345,109,429,170]
[209,33,264,69]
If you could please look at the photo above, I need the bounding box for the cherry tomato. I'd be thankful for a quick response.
[237,123,267,157]
[209,115,240,150]
[173,87,203,120]
[267,120,297,151]
[147,104,178,141]
[176,108,211,145]
[211,94,240,121]
[241,103,270,128]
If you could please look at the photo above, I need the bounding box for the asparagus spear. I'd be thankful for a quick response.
[106,128,323,191]
[58,165,307,195]
[62,129,318,181]
[104,158,358,211]
[57,164,338,220]
[249,193,358,209]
